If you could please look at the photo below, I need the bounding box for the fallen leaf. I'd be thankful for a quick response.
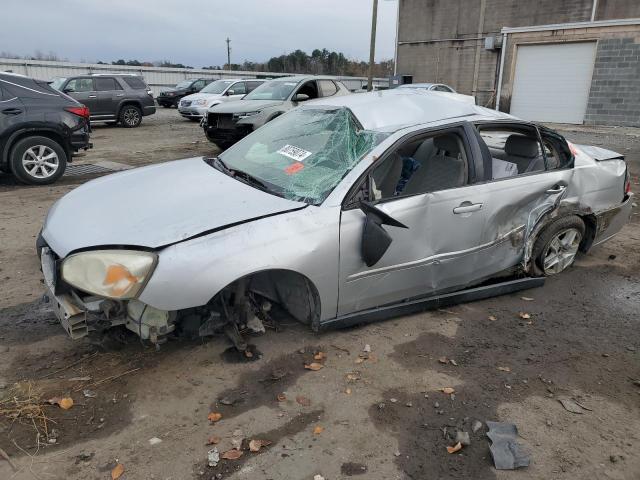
[276,393,287,402]
[221,449,243,460]
[558,397,585,414]
[446,442,463,454]
[249,439,272,452]
[345,388,352,395]
[438,356,448,364]
[111,463,125,479]
[440,387,455,395]
[304,363,324,371]
[313,352,327,361]
[488,315,498,321]
[450,359,458,366]
[313,425,324,435]
[207,412,222,423]
[519,312,531,319]
[206,436,221,445]
[296,395,311,407]
[497,366,511,372]
[47,397,74,410]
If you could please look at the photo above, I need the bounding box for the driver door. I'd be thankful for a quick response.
[337,124,489,315]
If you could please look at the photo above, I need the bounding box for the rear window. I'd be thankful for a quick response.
[122,76,148,89]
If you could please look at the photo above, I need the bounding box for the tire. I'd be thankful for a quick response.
[532,215,585,276]
[9,136,67,185]
[119,104,142,128]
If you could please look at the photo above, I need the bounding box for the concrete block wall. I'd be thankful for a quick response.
[584,37,640,126]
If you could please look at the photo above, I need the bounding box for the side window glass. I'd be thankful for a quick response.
[319,80,338,97]
[296,81,319,100]
[231,82,246,94]
[478,128,545,179]
[541,133,572,170]
[95,77,118,91]
[65,78,93,92]
[246,81,261,92]
[370,131,469,201]
[193,80,206,90]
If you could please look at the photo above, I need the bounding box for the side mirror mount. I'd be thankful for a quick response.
[226,89,235,96]
[359,201,408,267]
[293,93,310,102]
[63,88,74,94]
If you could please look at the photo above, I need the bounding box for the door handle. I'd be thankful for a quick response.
[453,202,483,214]
[88,95,97,98]
[1,108,22,115]
[545,185,567,195]
[116,93,124,97]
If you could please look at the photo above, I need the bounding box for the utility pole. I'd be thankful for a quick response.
[226,37,231,70]
[367,0,378,92]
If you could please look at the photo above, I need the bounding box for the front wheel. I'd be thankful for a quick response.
[532,215,585,276]
[119,105,142,128]
[10,136,67,185]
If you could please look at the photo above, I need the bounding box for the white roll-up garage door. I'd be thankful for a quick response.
[510,42,596,124]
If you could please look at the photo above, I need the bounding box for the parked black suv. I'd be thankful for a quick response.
[50,74,155,127]
[0,72,91,185]
[156,78,212,108]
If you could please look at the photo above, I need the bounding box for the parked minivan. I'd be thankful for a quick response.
[178,78,265,121]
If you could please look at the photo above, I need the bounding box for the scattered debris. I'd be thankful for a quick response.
[438,356,448,364]
[207,448,220,467]
[440,387,455,395]
[208,412,223,423]
[455,431,471,446]
[518,312,531,320]
[488,315,498,321]
[111,463,125,479]
[313,425,324,435]
[497,366,511,372]
[520,297,534,301]
[446,442,463,454]
[148,437,162,446]
[221,449,243,460]
[345,388,352,395]
[249,439,271,452]
[486,421,530,470]
[48,396,74,410]
[450,359,458,366]
[558,397,589,414]
[304,363,324,371]
[405,401,413,407]
[277,393,287,402]
[207,436,221,445]
[83,389,97,398]
[314,351,327,361]
[314,475,325,480]
[363,344,371,353]
[296,395,311,407]
[74,452,94,464]
[390,398,398,403]
[472,420,483,433]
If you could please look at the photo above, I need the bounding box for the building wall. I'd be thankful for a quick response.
[397,0,640,109]
[499,24,640,126]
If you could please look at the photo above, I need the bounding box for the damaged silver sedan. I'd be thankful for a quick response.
[38,89,633,350]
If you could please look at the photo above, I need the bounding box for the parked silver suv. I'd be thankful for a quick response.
[50,74,156,127]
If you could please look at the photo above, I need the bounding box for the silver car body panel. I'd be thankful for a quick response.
[41,90,632,334]
[178,79,252,117]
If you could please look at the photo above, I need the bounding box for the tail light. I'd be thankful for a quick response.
[624,168,632,195]
[65,105,90,119]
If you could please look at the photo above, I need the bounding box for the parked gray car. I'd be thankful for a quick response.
[202,75,350,148]
[50,74,156,127]
[38,89,632,352]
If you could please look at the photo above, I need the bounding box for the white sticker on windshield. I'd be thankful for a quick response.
[278,144,312,162]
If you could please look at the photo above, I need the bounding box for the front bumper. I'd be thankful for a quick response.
[203,112,253,145]
[179,105,208,118]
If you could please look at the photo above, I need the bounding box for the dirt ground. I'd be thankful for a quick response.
[0,109,638,480]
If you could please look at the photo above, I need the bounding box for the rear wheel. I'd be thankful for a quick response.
[10,136,67,185]
[533,216,585,276]
[119,105,142,128]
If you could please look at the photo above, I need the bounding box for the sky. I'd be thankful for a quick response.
[2,0,398,67]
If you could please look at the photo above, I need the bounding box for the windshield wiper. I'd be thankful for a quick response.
[205,156,284,198]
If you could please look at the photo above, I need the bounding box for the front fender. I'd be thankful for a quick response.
[138,206,341,321]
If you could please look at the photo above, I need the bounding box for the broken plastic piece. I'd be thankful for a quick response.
[485,421,530,470]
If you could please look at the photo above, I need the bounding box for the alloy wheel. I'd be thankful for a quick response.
[22,145,59,179]
[542,227,582,275]
[123,108,140,126]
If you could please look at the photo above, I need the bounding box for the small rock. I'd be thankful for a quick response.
[208,448,220,467]
[546,420,552,427]
[455,431,471,446]
[610,454,619,463]
[83,389,97,398]
[314,475,325,480]
[394,451,401,457]
[626,346,636,352]
[363,344,371,353]
[390,398,397,403]
[148,437,162,445]
[472,420,483,433]
[602,353,610,357]
[378,402,386,410]
[405,402,413,407]
[434,402,440,408]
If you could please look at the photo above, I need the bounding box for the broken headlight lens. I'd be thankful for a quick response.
[234,111,261,120]
[61,250,158,299]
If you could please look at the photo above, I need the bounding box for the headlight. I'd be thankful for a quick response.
[167,92,175,96]
[62,250,158,299]
[234,111,261,120]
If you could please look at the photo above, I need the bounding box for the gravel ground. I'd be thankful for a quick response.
[0,110,638,480]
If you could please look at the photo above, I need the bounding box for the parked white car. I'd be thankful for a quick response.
[398,83,476,104]
[178,79,265,120]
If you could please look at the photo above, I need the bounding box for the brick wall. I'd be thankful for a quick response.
[584,37,640,126]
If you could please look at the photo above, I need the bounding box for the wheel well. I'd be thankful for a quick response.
[210,269,322,328]
[118,101,142,116]
[578,213,597,252]
[4,130,68,170]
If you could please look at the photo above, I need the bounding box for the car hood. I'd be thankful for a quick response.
[209,100,284,113]
[42,158,306,258]
[182,92,223,102]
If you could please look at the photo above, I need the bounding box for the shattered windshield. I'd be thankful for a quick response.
[243,79,299,101]
[216,107,387,204]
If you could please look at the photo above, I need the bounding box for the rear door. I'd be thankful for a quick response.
[94,77,123,118]
[0,83,26,152]
[227,81,247,99]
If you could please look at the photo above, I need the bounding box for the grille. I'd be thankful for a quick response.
[208,113,235,129]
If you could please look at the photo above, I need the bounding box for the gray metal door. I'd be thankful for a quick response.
[510,42,596,124]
